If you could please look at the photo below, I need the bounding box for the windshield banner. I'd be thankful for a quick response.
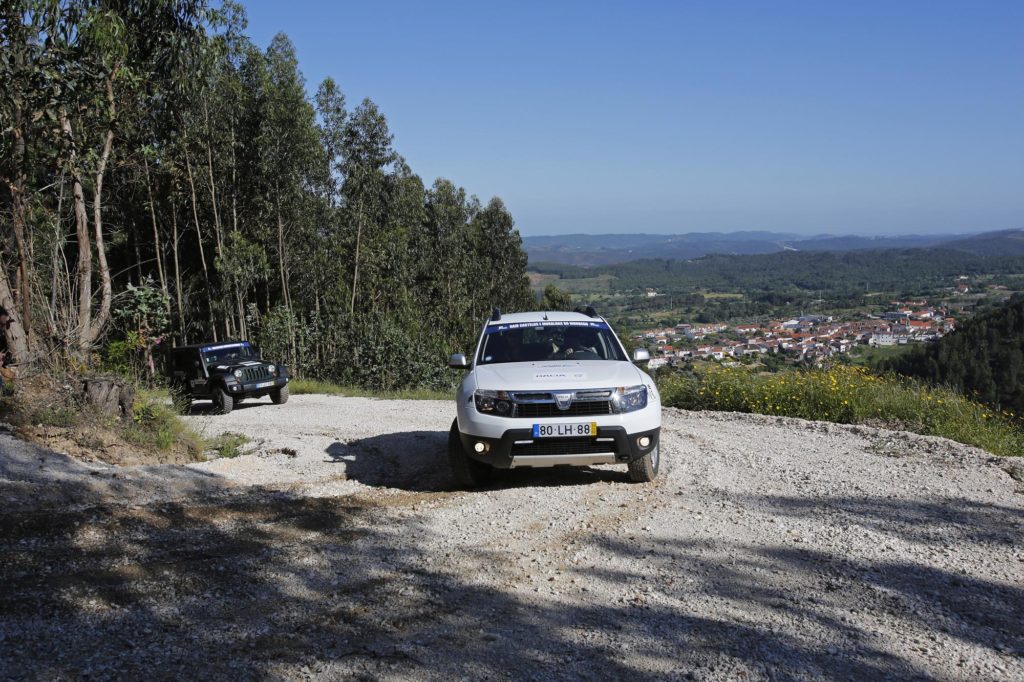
[485,321,610,334]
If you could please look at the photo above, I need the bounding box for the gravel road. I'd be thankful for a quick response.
[1,394,1022,680]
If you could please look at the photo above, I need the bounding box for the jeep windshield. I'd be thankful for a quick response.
[477,322,627,365]
[201,342,257,366]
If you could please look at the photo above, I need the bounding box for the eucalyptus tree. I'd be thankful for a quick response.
[473,197,533,314]
[258,33,323,315]
[340,99,397,318]
[1,0,207,360]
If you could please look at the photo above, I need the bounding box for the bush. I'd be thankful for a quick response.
[126,389,203,456]
[659,365,1024,457]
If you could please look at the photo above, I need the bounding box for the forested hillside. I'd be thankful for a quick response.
[883,296,1024,416]
[534,249,1024,300]
[1,0,532,390]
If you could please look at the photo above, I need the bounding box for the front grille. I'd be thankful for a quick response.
[511,437,619,457]
[516,401,613,418]
[241,366,271,383]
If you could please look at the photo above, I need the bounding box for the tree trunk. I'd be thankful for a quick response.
[229,122,244,337]
[184,143,217,342]
[62,110,93,355]
[0,268,29,363]
[81,376,135,420]
[275,201,291,310]
[171,202,185,343]
[143,156,170,310]
[349,200,363,316]
[203,100,224,258]
[84,120,115,346]
[2,37,34,358]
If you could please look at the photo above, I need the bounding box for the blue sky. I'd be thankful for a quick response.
[241,1,1023,236]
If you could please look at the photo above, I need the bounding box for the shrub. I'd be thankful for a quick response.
[659,365,1024,457]
[125,388,203,456]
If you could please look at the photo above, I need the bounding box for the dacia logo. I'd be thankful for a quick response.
[554,392,573,410]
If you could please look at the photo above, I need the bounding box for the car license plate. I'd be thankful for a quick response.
[532,422,598,438]
[255,381,274,389]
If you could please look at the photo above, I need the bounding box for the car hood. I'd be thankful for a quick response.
[210,360,271,373]
[472,360,644,391]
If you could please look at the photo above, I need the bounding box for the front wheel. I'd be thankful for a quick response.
[448,419,492,488]
[627,444,659,483]
[270,385,289,405]
[214,386,234,415]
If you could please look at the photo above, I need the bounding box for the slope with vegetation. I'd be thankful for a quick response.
[883,295,1024,417]
[1,0,533,395]
[658,365,1023,457]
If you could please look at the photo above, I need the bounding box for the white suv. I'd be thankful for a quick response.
[447,309,662,487]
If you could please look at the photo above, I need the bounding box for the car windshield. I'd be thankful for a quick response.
[477,322,627,364]
[201,343,257,366]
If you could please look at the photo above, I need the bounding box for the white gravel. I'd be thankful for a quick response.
[1,394,1022,680]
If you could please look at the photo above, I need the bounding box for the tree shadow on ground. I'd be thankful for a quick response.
[0,431,229,513]
[5,486,1020,679]
[2,443,1022,679]
[325,430,627,492]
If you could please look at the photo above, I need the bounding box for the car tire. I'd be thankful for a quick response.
[270,385,289,405]
[627,444,659,483]
[448,419,492,488]
[215,386,234,415]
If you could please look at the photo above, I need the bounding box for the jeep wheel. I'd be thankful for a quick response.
[448,419,492,488]
[214,386,234,415]
[627,444,659,483]
[270,385,289,405]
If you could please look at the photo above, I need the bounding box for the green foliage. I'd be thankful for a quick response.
[659,365,1024,457]
[2,1,535,394]
[207,432,251,458]
[102,279,172,380]
[126,389,202,455]
[534,249,1024,321]
[540,284,573,311]
[884,295,1024,416]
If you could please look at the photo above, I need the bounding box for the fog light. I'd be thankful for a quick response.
[638,436,651,448]
[474,442,487,453]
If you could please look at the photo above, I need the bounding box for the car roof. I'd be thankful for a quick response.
[169,340,250,352]
[487,311,604,325]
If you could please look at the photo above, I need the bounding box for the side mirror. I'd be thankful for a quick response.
[193,360,202,368]
[448,353,469,369]
[633,348,651,363]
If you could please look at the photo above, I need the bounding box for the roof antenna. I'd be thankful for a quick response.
[542,312,548,320]
[491,307,502,321]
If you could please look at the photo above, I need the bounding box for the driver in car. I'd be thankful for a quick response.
[552,327,598,359]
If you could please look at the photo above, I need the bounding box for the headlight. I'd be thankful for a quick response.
[233,369,243,379]
[474,390,511,414]
[614,385,648,413]
[268,364,277,375]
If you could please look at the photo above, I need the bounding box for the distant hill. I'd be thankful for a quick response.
[532,248,1024,299]
[938,229,1024,257]
[522,230,1024,266]
[883,295,1024,415]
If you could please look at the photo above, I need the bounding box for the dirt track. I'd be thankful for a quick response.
[1,394,1022,680]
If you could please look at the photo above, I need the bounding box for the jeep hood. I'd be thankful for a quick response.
[210,359,269,372]
[472,360,644,391]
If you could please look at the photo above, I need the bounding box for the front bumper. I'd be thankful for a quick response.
[226,375,289,396]
[458,425,660,469]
